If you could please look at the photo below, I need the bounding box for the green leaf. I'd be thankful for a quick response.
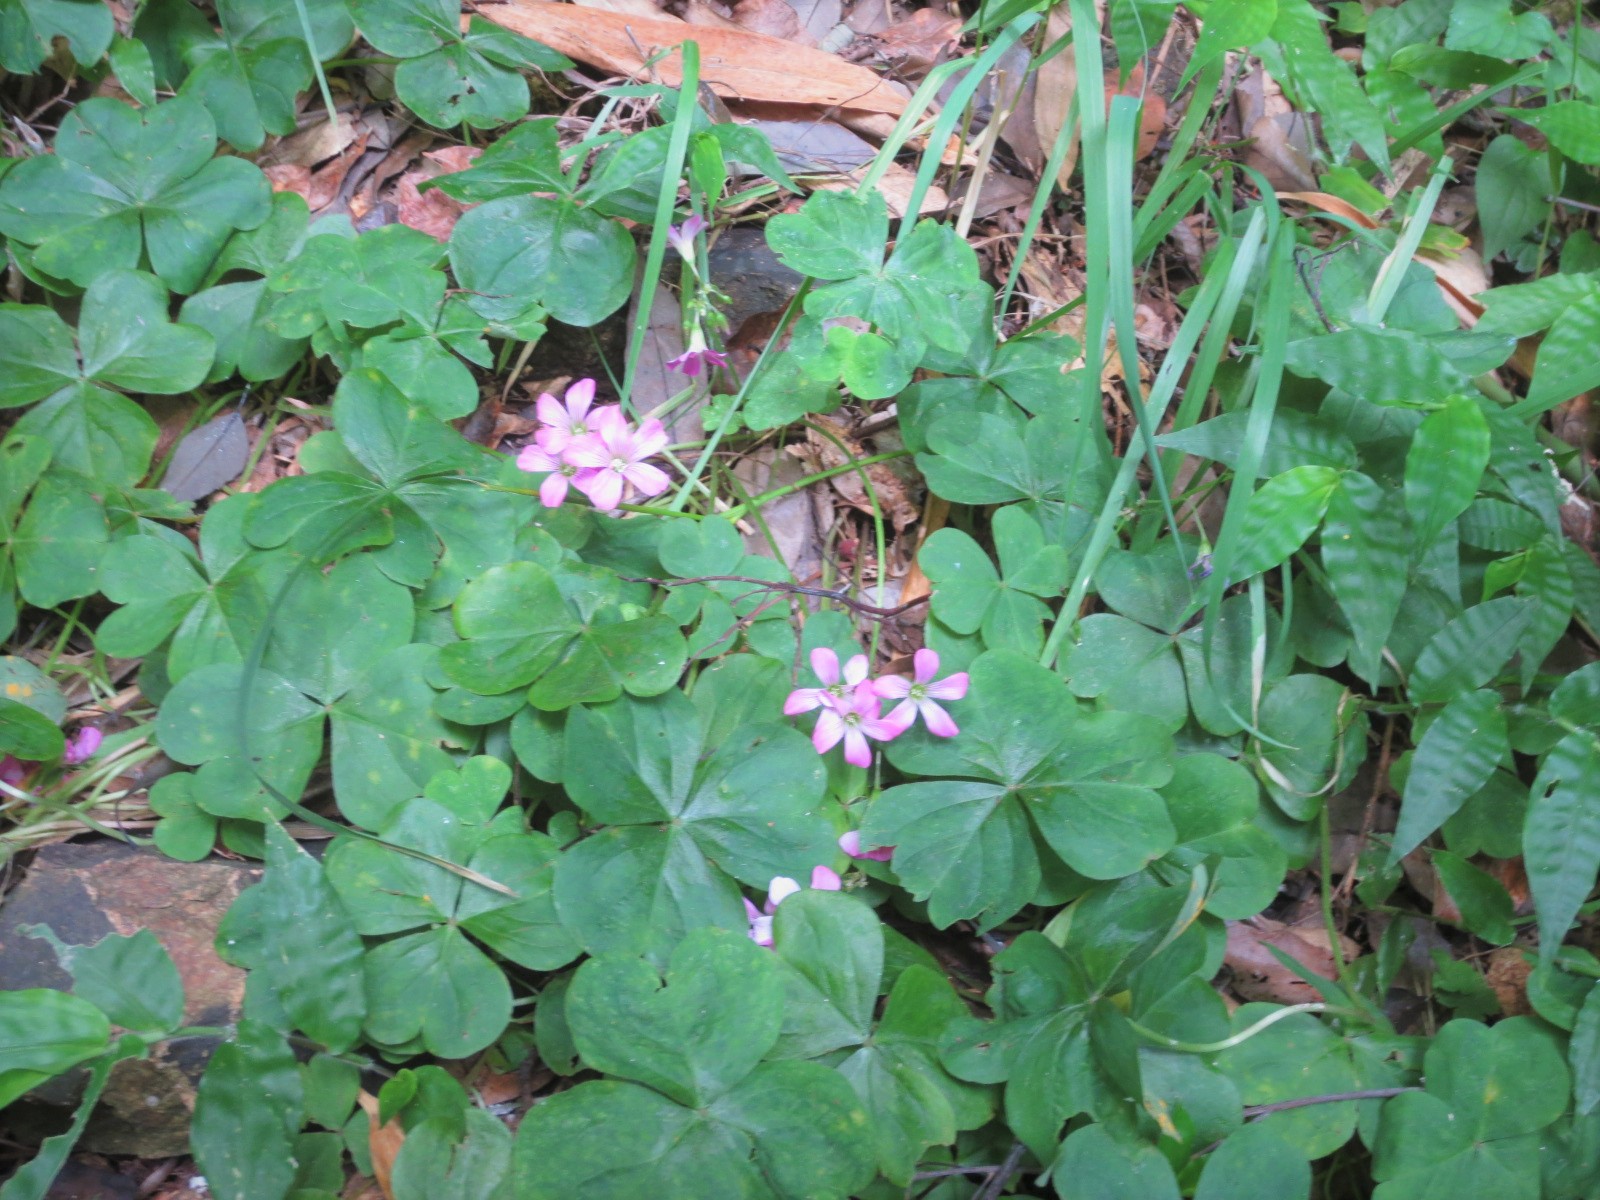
[1518,291,1600,417]
[1194,1123,1311,1200]
[1409,596,1533,703]
[918,407,1108,512]
[265,223,444,338]
[448,194,635,327]
[1052,1124,1179,1200]
[1321,471,1409,685]
[0,305,76,408]
[770,889,882,1058]
[1063,614,1189,732]
[22,926,182,1036]
[1405,397,1490,551]
[393,1108,512,1200]
[251,825,367,1053]
[1570,983,1600,1116]
[1256,674,1366,820]
[1160,754,1286,920]
[867,651,1175,928]
[1212,1007,1361,1158]
[180,279,308,383]
[1182,0,1276,87]
[1475,133,1551,264]
[1517,100,1600,165]
[0,989,110,1109]
[1269,0,1390,171]
[514,1067,874,1200]
[0,96,271,292]
[766,188,887,280]
[1391,689,1507,861]
[428,118,568,202]
[1432,849,1516,944]
[0,0,113,72]
[0,699,61,761]
[1225,465,1341,581]
[12,473,108,609]
[442,562,687,710]
[1526,732,1600,964]
[920,507,1067,654]
[352,0,568,128]
[1372,1018,1566,1200]
[192,1019,304,1200]
[363,925,511,1057]
[1445,0,1552,58]
[1284,325,1472,406]
[568,927,783,1106]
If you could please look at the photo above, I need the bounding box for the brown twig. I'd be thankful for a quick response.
[1243,1086,1417,1117]
[621,575,932,619]
[972,1141,1028,1200]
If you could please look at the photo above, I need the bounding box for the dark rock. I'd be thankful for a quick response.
[0,840,258,1157]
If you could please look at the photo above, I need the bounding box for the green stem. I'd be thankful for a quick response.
[1129,1003,1358,1053]
[723,451,911,522]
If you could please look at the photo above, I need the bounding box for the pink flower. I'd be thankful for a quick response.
[744,865,842,947]
[534,378,618,456]
[839,829,893,862]
[567,413,672,512]
[874,649,968,738]
[0,756,25,786]
[784,648,871,716]
[515,439,588,508]
[813,682,911,769]
[667,214,706,261]
[62,727,102,765]
[666,328,728,377]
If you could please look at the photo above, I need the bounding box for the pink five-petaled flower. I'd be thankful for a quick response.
[813,682,911,770]
[665,327,729,378]
[874,648,968,738]
[515,439,587,508]
[784,647,871,716]
[839,829,893,862]
[744,865,842,947]
[666,213,706,261]
[62,727,102,765]
[534,378,617,457]
[566,412,672,512]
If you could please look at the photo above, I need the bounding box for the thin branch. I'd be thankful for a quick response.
[1243,1087,1418,1118]
[621,575,932,619]
[911,1165,1007,1181]
[972,1141,1028,1200]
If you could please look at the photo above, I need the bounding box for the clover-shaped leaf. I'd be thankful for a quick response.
[326,777,577,1056]
[515,928,876,1200]
[96,496,297,684]
[351,0,569,128]
[864,651,1176,929]
[448,194,636,328]
[429,118,570,202]
[0,269,213,487]
[139,0,354,151]
[552,691,834,960]
[917,406,1109,514]
[264,223,446,340]
[441,561,687,711]
[769,890,990,1184]
[0,0,113,73]
[0,96,270,292]
[919,506,1068,655]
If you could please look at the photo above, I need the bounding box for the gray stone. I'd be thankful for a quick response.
[0,840,258,1156]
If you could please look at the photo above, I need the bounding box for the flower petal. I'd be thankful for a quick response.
[538,472,569,508]
[842,728,872,769]
[623,461,671,497]
[842,654,870,686]
[810,648,841,686]
[564,377,596,417]
[62,727,101,764]
[873,674,912,700]
[784,688,824,715]
[812,706,845,754]
[811,865,841,891]
[579,469,624,512]
[912,648,941,683]
[748,913,774,947]
[919,699,960,738]
[563,436,611,469]
[925,672,969,701]
[633,419,669,458]
[517,443,559,473]
[666,349,702,376]
[767,876,801,907]
[536,392,566,429]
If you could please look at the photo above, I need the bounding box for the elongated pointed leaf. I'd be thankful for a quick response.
[1391,689,1507,861]
[1405,397,1490,551]
[1526,733,1600,964]
[1320,471,1408,685]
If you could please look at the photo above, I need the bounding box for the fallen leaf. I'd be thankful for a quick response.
[1484,945,1533,1016]
[819,160,948,217]
[479,0,910,115]
[1224,915,1359,1005]
[867,7,961,76]
[785,0,842,45]
[263,163,312,197]
[357,1090,405,1200]
[1033,8,1080,190]
[1278,190,1380,230]
[258,112,359,170]
[1104,62,1165,159]
[731,0,804,41]
[162,412,251,501]
[395,144,482,240]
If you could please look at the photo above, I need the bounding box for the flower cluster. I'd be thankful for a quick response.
[784,647,967,769]
[515,378,670,512]
[744,832,895,945]
[663,215,727,378]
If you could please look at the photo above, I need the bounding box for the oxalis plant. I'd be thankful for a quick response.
[1,0,1599,1198]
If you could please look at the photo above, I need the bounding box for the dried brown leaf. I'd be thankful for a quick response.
[357,1091,404,1200]
[1224,915,1358,1005]
[731,0,805,42]
[394,145,482,240]
[479,0,910,115]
